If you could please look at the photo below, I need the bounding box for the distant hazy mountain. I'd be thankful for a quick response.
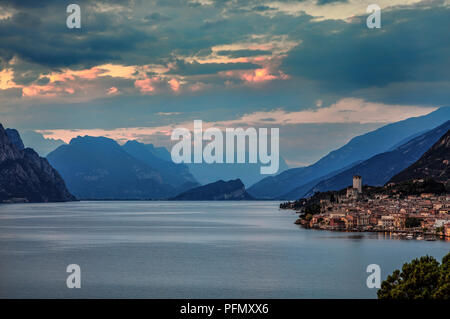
[20,130,66,156]
[305,121,450,197]
[121,141,278,187]
[47,136,190,200]
[390,129,450,184]
[386,129,430,151]
[141,141,289,187]
[248,106,450,199]
[122,140,198,189]
[171,179,253,200]
[0,124,75,203]
[147,144,173,162]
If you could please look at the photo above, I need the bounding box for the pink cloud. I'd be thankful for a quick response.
[134,78,155,93]
[222,67,290,85]
[22,84,61,97]
[168,78,181,92]
[0,69,20,90]
[242,68,277,83]
[73,67,102,80]
[47,67,102,82]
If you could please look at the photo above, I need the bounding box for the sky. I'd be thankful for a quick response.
[0,0,449,166]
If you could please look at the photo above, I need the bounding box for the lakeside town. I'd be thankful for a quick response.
[281,176,450,240]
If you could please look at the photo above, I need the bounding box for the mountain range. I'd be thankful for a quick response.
[45,135,290,199]
[305,120,450,197]
[47,136,197,200]
[0,124,75,203]
[46,134,268,200]
[22,130,289,187]
[3,107,448,202]
[248,107,450,199]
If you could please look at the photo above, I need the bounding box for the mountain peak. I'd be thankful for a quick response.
[47,135,197,200]
[70,135,118,146]
[5,128,25,150]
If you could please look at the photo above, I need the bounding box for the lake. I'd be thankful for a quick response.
[0,201,448,298]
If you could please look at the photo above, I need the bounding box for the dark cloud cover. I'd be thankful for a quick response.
[0,0,448,98]
[282,4,450,93]
[167,60,260,75]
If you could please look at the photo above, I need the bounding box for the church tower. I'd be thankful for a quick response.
[353,175,362,193]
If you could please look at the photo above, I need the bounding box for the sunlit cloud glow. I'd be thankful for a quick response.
[37,99,436,143]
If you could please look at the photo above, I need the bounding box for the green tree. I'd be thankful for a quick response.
[305,203,321,215]
[433,253,450,299]
[378,253,450,299]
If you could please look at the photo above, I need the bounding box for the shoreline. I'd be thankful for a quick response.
[293,215,450,240]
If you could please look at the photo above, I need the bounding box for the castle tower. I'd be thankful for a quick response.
[353,175,362,193]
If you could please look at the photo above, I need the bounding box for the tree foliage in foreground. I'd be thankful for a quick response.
[378,253,450,299]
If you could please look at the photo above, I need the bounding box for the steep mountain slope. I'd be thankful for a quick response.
[390,130,450,183]
[0,124,75,203]
[386,129,430,151]
[305,121,450,197]
[171,179,253,200]
[5,128,25,150]
[122,140,198,189]
[248,107,450,199]
[47,136,180,200]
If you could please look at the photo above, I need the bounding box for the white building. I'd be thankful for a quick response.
[380,215,395,228]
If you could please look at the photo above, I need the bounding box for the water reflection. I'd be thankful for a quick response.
[0,201,448,298]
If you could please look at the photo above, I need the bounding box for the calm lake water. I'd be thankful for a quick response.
[0,201,448,298]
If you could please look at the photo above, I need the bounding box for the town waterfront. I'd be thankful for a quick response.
[0,201,448,298]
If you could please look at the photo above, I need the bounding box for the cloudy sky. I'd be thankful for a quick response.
[0,0,449,166]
